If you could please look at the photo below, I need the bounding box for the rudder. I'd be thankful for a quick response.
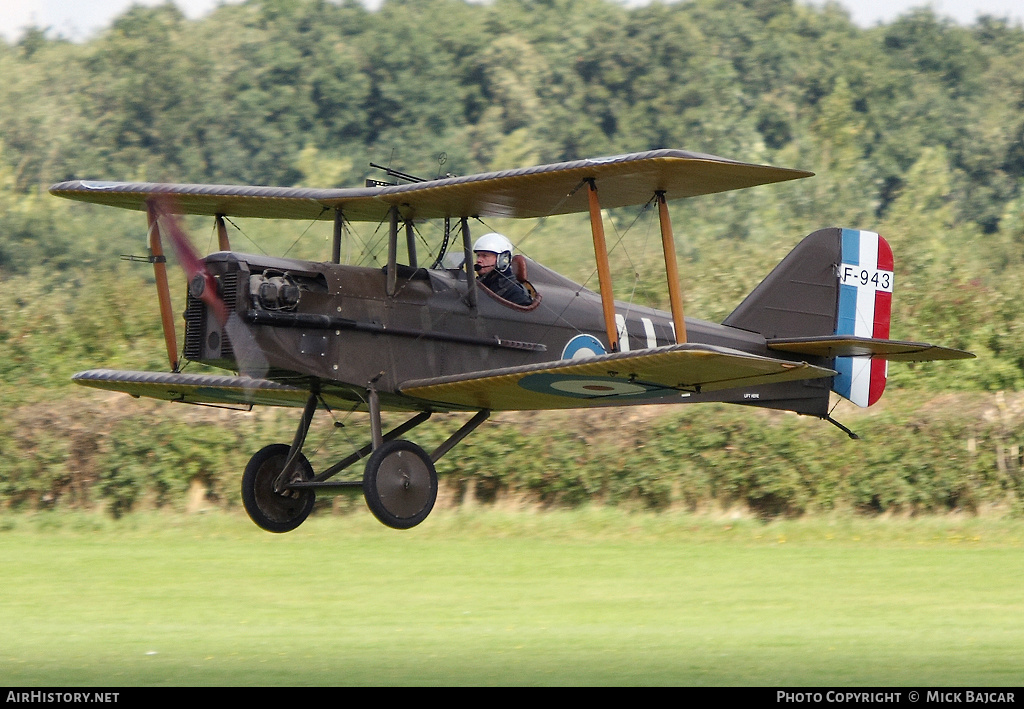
[833,229,892,407]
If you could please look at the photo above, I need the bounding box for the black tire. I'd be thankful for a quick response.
[241,444,315,533]
[363,440,437,530]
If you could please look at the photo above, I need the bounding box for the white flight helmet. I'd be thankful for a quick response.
[473,232,514,270]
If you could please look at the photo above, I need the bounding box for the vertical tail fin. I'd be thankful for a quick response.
[723,227,894,408]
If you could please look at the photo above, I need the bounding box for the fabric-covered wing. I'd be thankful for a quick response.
[767,336,975,362]
[51,181,369,221]
[49,149,812,222]
[399,344,835,411]
[74,369,332,408]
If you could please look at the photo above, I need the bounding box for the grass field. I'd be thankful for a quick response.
[2,509,1022,686]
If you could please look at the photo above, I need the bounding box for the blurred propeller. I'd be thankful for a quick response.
[148,196,268,380]
[149,196,228,327]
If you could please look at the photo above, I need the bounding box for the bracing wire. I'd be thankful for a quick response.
[282,207,330,258]
[219,215,269,255]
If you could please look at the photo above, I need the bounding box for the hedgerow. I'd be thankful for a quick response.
[3,391,1021,518]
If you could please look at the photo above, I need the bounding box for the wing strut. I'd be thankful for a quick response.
[405,219,418,269]
[146,202,179,371]
[331,208,343,264]
[586,179,619,352]
[460,216,477,310]
[656,192,687,343]
[386,205,399,296]
[385,207,420,291]
[215,214,231,251]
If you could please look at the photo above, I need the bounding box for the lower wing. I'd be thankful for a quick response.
[72,369,342,408]
[399,344,835,411]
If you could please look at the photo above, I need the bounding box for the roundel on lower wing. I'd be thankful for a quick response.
[561,334,607,360]
[550,379,648,396]
[518,373,673,401]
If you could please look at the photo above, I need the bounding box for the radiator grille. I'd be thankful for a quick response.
[220,272,237,360]
[183,271,238,362]
[183,292,205,360]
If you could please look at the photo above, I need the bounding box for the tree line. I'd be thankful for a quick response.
[2,0,1023,224]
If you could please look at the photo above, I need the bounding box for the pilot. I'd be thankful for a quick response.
[473,232,533,306]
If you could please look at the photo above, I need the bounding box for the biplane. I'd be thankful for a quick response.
[50,149,973,532]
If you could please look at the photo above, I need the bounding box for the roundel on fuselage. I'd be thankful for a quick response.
[561,334,607,360]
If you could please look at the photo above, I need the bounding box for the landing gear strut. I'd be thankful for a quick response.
[240,389,489,532]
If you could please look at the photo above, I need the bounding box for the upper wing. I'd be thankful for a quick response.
[767,336,975,362]
[49,149,812,222]
[399,344,834,411]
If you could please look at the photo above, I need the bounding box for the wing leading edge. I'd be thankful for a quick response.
[49,149,812,222]
[74,369,329,408]
[399,344,835,411]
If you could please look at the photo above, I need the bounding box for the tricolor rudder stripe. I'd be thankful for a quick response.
[833,229,893,407]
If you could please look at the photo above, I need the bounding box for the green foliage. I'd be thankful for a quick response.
[9,389,1022,518]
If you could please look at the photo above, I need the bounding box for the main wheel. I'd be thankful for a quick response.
[363,440,437,529]
[241,444,315,533]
